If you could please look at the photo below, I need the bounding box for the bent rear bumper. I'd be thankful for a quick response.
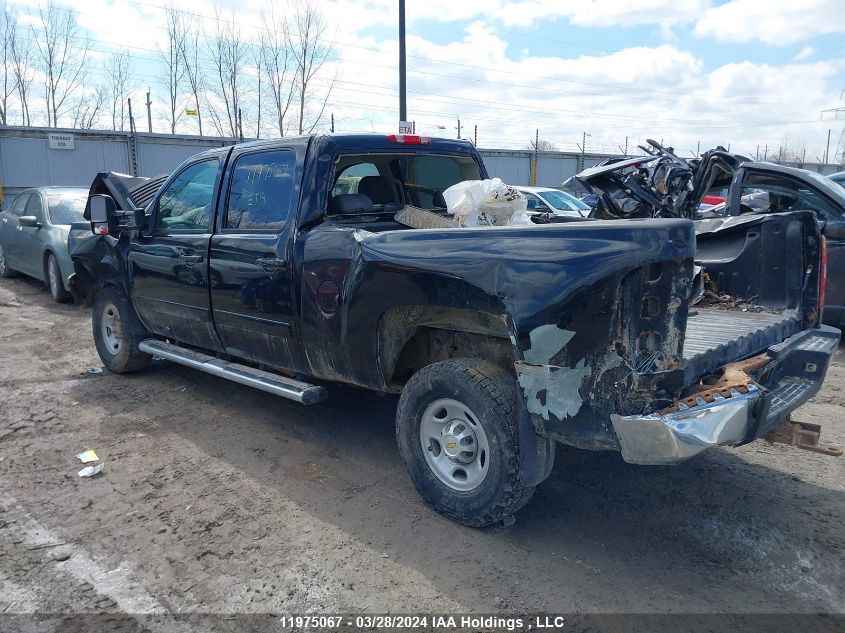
[611,325,840,465]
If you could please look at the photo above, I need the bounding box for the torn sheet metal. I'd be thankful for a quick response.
[517,359,591,421]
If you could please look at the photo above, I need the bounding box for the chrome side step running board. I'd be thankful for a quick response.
[138,339,327,405]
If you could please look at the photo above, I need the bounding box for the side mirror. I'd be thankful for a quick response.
[823,221,845,240]
[88,194,117,234]
[18,215,41,228]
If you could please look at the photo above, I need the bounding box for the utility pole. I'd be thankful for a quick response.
[756,145,759,160]
[331,113,335,133]
[764,144,768,160]
[474,125,477,146]
[399,0,407,123]
[532,128,539,186]
[825,128,831,164]
[145,89,152,133]
[624,136,628,155]
[696,140,700,156]
[128,97,135,133]
[238,108,243,141]
[456,117,461,139]
[582,131,587,156]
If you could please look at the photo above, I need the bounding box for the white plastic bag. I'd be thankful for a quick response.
[442,178,531,227]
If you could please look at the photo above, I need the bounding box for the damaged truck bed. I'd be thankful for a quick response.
[70,133,840,527]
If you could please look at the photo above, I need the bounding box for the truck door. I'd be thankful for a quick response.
[128,157,222,350]
[209,147,299,368]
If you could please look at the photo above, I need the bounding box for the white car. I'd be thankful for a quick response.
[515,186,591,218]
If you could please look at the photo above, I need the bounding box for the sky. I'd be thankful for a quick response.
[4,0,845,161]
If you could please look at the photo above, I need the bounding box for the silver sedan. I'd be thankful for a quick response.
[0,187,88,302]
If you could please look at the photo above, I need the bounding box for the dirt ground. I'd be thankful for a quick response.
[1,275,844,629]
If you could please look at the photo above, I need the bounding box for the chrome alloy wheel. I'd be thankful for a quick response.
[419,398,490,491]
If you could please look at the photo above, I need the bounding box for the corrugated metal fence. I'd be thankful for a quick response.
[1,125,842,208]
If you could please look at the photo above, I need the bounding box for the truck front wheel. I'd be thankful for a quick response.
[396,359,535,527]
[92,286,151,373]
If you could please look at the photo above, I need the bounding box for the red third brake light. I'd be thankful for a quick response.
[819,235,828,313]
[386,134,431,145]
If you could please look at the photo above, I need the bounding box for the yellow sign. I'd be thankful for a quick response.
[185,108,198,116]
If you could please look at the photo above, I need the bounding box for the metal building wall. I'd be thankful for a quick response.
[3,126,843,208]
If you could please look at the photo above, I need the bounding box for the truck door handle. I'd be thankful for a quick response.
[256,257,287,273]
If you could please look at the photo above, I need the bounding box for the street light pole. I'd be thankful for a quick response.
[399,0,407,123]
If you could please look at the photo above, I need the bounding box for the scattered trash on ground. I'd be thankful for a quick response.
[76,448,99,464]
[78,463,104,478]
[86,367,103,374]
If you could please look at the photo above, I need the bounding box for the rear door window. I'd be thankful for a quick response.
[224,149,296,231]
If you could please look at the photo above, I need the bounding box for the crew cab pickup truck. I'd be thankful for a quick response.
[70,134,840,527]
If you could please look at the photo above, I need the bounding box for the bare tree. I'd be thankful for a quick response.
[179,13,204,136]
[527,139,558,152]
[32,1,90,127]
[108,49,133,131]
[160,7,187,133]
[72,85,106,129]
[287,1,336,134]
[1,3,15,125]
[207,8,246,137]
[259,3,296,137]
[10,23,35,126]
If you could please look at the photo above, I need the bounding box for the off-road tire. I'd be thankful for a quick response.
[396,358,535,527]
[92,285,151,373]
[46,253,71,303]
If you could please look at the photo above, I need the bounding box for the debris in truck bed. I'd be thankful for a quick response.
[442,178,532,227]
[697,272,782,313]
[697,290,779,312]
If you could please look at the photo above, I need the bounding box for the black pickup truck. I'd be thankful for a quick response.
[70,133,840,527]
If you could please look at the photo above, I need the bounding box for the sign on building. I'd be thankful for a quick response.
[398,121,413,134]
[47,133,75,150]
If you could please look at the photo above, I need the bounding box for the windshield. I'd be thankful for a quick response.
[537,190,590,211]
[47,193,87,224]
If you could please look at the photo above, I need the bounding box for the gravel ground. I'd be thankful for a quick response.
[1,276,843,631]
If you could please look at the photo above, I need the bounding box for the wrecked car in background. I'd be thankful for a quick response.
[572,140,845,328]
[69,133,840,527]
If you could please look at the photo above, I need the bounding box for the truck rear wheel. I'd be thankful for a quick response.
[92,286,151,373]
[396,358,535,527]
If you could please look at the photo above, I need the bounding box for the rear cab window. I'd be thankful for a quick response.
[329,153,481,214]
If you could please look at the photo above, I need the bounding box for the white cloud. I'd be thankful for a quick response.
[794,46,815,61]
[497,0,710,29]
[694,0,845,46]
